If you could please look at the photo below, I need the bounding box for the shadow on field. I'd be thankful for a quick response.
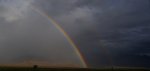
[0,66,149,71]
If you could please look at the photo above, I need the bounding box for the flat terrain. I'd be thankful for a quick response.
[0,67,149,71]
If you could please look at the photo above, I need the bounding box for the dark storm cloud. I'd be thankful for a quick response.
[84,0,150,68]
[91,0,150,68]
[33,0,150,68]
[86,0,150,68]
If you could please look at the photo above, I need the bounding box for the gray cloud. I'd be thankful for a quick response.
[0,0,84,67]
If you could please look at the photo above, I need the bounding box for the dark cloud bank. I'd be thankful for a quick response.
[0,0,150,68]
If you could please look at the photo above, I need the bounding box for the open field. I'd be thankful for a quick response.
[0,67,149,71]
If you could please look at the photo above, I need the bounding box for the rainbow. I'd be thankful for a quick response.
[30,6,88,68]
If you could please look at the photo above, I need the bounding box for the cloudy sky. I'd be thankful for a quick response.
[0,0,150,68]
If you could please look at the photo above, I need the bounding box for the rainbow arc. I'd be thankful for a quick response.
[30,6,88,68]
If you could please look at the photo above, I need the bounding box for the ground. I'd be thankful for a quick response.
[0,67,149,71]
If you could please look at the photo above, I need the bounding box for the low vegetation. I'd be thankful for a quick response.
[0,67,149,71]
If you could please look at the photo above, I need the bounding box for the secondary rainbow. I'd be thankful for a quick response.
[30,6,88,68]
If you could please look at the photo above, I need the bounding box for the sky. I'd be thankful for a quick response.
[0,0,150,68]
